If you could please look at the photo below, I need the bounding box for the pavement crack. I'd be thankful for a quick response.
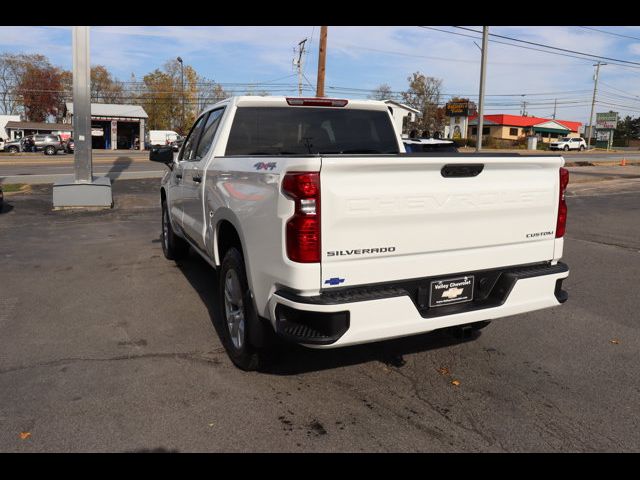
[0,349,226,375]
[566,236,640,253]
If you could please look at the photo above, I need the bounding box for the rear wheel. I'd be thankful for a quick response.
[44,145,56,155]
[218,247,263,371]
[564,145,569,151]
[8,146,18,153]
[580,145,585,151]
[161,200,189,261]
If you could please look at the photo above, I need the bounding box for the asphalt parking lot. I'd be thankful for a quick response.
[0,178,638,452]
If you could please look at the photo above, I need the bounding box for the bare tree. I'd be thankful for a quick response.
[0,53,50,116]
[195,77,229,113]
[369,83,394,101]
[401,71,443,133]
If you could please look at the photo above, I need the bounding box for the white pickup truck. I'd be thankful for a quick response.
[150,96,570,370]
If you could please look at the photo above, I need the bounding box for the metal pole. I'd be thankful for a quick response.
[177,57,184,134]
[587,62,604,150]
[476,26,489,152]
[553,98,557,119]
[316,26,327,97]
[72,26,92,182]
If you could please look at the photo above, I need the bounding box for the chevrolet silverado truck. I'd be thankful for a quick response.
[150,96,570,370]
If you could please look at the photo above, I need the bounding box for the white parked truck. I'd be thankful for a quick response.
[149,130,180,146]
[150,96,570,370]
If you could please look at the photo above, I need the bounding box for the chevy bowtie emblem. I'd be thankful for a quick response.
[324,277,345,286]
[441,287,464,299]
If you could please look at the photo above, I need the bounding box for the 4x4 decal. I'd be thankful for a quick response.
[254,162,277,171]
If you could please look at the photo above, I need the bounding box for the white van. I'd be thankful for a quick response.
[149,130,179,146]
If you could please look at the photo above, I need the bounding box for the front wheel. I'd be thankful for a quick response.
[580,145,585,151]
[564,145,569,151]
[8,146,18,153]
[161,200,189,261]
[218,247,262,371]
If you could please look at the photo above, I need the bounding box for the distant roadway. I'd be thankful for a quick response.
[1,149,639,185]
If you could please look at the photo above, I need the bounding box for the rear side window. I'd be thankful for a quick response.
[225,107,399,155]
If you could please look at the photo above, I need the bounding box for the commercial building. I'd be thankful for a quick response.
[1,114,22,140]
[467,114,582,143]
[63,102,148,150]
[4,120,73,141]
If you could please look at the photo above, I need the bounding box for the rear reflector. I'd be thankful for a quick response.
[556,167,569,238]
[286,97,348,107]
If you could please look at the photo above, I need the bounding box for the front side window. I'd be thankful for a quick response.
[194,108,225,160]
[225,107,399,155]
[179,114,208,161]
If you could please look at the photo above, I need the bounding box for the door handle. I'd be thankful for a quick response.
[176,173,183,179]
[192,175,202,183]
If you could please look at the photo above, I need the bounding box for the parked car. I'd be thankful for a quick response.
[32,134,66,155]
[403,138,458,152]
[3,137,26,153]
[65,138,75,153]
[170,136,185,152]
[549,137,586,151]
[151,96,570,371]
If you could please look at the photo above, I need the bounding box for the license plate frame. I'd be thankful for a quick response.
[429,275,475,308]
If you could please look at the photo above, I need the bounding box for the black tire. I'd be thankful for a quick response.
[161,200,189,261]
[564,145,569,151]
[580,145,585,151]
[218,247,262,371]
[44,145,56,155]
[8,146,18,153]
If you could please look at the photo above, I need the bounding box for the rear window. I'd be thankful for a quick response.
[225,107,399,155]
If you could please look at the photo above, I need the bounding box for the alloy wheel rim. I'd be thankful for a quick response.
[224,269,245,350]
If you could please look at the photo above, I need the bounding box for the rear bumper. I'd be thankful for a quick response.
[268,262,569,348]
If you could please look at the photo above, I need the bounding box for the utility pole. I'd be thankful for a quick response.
[316,26,328,97]
[587,61,605,150]
[177,57,184,134]
[53,26,112,208]
[293,38,307,96]
[520,95,527,116]
[476,26,489,152]
[553,98,557,119]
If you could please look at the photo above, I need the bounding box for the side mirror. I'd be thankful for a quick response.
[150,145,174,165]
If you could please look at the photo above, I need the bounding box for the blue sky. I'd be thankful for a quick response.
[2,26,640,126]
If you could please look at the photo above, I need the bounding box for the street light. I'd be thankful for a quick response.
[177,56,184,134]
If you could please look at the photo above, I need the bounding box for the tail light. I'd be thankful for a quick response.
[282,172,320,263]
[556,167,569,238]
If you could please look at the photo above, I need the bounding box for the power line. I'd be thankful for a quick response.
[418,26,640,71]
[578,26,640,42]
[452,26,640,67]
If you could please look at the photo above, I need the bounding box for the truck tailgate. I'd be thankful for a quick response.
[320,155,563,288]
